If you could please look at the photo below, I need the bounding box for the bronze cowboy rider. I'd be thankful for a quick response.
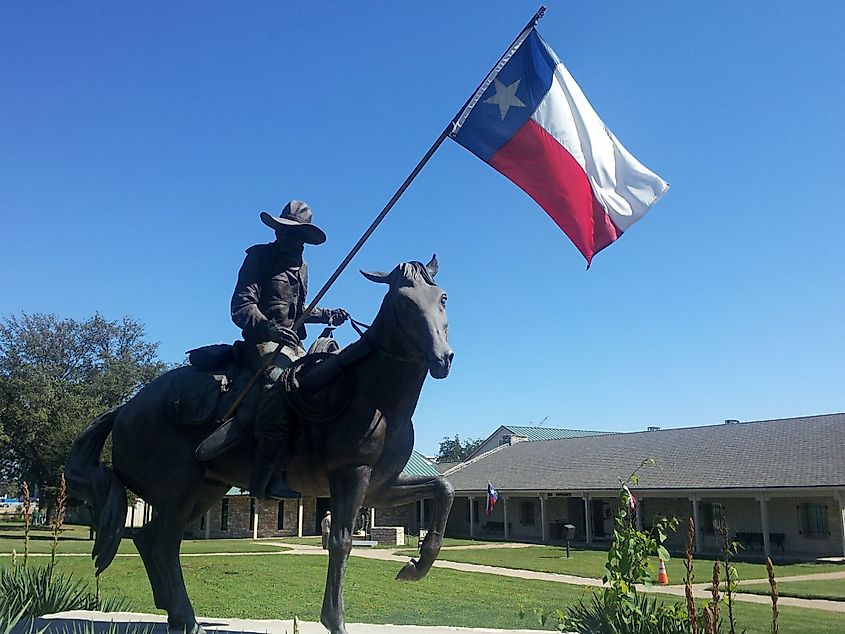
[232,200,348,500]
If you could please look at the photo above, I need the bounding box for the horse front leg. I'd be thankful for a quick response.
[321,465,371,634]
[366,473,454,581]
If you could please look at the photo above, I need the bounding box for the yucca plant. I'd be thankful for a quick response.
[0,565,129,620]
[558,590,688,634]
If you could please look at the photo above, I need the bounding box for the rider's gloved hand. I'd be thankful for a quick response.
[264,320,299,346]
[329,309,350,326]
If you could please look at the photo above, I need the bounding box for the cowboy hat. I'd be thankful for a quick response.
[260,200,326,245]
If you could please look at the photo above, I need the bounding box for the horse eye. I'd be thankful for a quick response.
[440,295,447,307]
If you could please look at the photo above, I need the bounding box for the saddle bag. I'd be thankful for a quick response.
[167,367,231,426]
[187,343,235,370]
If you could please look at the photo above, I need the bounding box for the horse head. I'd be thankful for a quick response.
[361,254,453,379]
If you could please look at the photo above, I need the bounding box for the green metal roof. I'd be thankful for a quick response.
[504,425,611,441]
[402,450,440,477]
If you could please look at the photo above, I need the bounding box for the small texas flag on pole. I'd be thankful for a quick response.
[450,14,668,266]
[486,481,499,515]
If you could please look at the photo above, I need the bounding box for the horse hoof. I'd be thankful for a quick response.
[168,624,205,634]
[395,558,423,582]
[320,616,348,634]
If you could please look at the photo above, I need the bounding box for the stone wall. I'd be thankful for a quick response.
[185,496,306,539]
[371,526,405,546]
[374,503,418,534]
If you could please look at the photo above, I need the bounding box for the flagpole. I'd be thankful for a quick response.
[219,5,548,422]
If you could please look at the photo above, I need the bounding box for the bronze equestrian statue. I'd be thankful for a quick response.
[66,250,455,634]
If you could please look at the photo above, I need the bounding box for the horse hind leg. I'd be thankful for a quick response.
[134,505,204,634]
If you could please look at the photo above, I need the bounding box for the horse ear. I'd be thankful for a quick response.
[426,254,439,278]
[360,269,390,284]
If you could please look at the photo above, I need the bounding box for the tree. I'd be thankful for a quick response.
[0,313,167,505]
[436,435,483,463]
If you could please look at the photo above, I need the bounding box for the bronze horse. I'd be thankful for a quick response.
[66,256,454,634]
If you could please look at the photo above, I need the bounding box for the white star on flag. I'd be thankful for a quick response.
[484,78,526,120]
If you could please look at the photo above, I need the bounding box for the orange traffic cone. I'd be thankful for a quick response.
[657,559,669,585]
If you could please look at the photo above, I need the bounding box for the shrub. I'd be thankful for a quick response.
[0,565,129,621]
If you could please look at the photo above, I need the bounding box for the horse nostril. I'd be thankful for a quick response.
[447,351,455,365]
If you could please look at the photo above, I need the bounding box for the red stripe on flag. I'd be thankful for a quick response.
[490,119,621,264]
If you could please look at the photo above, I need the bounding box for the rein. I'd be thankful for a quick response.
[347,314,427,367]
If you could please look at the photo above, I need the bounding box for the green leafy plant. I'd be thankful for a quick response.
[558,460,685,633]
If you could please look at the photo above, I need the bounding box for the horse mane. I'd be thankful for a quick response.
[396,261,435,287]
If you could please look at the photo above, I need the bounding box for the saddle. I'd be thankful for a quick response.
[188,334,366,461]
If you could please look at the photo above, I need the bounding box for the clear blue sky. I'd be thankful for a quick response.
[2,2,843,455]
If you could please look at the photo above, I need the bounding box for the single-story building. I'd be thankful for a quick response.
[443,413,845,559]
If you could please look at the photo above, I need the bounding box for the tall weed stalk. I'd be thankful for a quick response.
[50,474,68,570]
[22,482,32,568]
[766,557,779,634]
[684,516,698,634]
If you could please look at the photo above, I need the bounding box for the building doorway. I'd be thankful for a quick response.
[592,499,606,538]
[315,497,331,534]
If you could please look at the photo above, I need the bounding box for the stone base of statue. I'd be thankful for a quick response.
[37,611,553,634]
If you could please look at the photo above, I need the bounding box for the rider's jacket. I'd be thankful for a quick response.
[231,242,327,345]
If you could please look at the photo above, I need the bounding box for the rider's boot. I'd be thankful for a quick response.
[250,436,301,500]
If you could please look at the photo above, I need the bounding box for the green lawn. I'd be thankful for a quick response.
[414,544,845,583]
[0,523,287,556]
[34,553,845,633]
[741,578,845,602]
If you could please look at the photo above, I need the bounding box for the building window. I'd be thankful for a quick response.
[249,498,256,530]
[498,434,512,447]
[801,503,829,538]
[701,502,725,534]
[520,501,535,526]
[414,499,428,526]
[277,501,285,530]
[221,499,229,531]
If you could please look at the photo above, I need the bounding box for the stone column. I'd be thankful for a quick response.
[252,500,259,540]
[539,494,547,543]
[204,510,210,540]
[582,495,592,545]
[838,494,845,558]
[297,498,304,538]
[370,507,376,528]
[758,496,771,558]
[469,497,475,539]
[690,497,702,552]
[503,496,510,540]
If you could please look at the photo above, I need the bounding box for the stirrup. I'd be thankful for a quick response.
[263,477,301,500]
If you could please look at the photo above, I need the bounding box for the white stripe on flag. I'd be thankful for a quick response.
[531,62,669,232]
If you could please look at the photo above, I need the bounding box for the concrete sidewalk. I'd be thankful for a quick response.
[41,611,550,634]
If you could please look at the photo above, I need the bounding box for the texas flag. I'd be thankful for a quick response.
[451,29,668,266]
[486,481,499,515]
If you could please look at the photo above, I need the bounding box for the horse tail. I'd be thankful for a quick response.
[65,406,127,574]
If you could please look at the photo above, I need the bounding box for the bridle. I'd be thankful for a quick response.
[348,305,429,368]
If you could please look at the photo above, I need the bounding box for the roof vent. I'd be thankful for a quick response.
[724,419,739,425]
[647,426,661,432]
